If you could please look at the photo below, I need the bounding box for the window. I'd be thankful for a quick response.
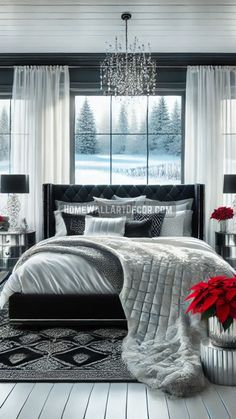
[0,99,11,174]
[74,95,183,184]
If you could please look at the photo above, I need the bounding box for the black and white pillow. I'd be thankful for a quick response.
[125,219,152,238]
[134,211,166,237]
[61,211,98,235]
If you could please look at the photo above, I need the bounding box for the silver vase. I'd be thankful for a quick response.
[208,317,236,348]
[219,220,228,233]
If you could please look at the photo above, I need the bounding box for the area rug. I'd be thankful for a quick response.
[0,302,134,381]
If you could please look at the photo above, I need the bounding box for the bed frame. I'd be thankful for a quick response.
[9,184,204,326]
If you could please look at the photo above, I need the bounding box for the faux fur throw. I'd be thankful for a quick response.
[14,236,234,397]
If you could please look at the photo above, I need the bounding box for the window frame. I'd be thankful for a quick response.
[0,94,13,174]
[70,89,185,184]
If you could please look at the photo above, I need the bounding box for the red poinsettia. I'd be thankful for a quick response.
[210,206,234,221]
[185,275,236,330]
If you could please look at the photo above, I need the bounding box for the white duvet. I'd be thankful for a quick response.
[0,236,225,309]
[0,250,116,308]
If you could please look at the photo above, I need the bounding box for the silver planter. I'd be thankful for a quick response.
[208,317,236,348]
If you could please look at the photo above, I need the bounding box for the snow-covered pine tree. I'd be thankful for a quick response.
[149,97,171,153]
[113,103,128,154]
[0,107,9,161]
[168,100,182,155]
[75,98,97,154]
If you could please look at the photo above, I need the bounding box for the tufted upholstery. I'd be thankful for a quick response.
[43,184,204,240]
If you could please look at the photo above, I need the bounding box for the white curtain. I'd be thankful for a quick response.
[11,66,70,240]
[185,66,236,245]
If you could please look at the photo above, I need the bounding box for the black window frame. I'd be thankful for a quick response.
[70,90,185,185]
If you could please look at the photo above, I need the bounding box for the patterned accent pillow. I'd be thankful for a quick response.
[134,211,166,237]
[61,211,98,235]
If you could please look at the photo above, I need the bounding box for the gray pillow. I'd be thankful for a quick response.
[94,197,134,219]
[55,200,98,215]
[160,210,193,237]
[84,216,126,236]
[144,198,193,213]
[112,194,146,202]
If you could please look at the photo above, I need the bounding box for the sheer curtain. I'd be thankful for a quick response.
[185,66,236,245]
[11,66,70,239]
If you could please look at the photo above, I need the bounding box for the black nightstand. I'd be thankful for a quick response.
[0,230,36,271]
[215,231,236,268]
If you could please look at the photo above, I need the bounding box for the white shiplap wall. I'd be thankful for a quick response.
[0,0,236,53]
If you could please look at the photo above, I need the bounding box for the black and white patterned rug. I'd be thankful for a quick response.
[0,293,134,381]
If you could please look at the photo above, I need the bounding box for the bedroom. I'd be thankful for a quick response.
[0,0,235,418]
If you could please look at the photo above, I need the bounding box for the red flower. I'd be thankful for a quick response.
[210,206,234,221]
[185,275,236,330]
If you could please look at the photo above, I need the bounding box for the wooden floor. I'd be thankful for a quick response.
[0,382,235,419]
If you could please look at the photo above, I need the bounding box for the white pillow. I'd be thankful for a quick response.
[84,216,126,236]
[54,210,67,237]
[160,211,186,237]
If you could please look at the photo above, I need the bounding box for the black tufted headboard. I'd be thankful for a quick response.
[43,184,205,240]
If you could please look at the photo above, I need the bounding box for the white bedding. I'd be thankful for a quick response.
[0,236,224,309]
[0,250,115,308]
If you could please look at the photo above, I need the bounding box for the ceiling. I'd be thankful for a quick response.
[0,0,236,53]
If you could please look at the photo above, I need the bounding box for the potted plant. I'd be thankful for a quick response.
[185,275,236,348]
[210,206,234,232]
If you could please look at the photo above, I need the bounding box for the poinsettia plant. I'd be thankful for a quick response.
[185,275,236,331]
[210,206,234,221]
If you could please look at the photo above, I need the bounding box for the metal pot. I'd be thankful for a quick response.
[208,317,236,348]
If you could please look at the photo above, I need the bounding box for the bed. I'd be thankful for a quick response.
[6,183,204,326]
[5,183,236,397]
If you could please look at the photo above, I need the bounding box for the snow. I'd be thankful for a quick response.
[75,154,181,185]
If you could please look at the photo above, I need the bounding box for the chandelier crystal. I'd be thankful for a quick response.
[100,12,156,96]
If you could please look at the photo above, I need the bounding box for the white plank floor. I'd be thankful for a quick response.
[0,382,235,419]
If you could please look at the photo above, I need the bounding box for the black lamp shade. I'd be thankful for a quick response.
[223,174,236,193]
[0,174,29,194]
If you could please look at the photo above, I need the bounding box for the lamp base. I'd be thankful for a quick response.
[7,194,21,230]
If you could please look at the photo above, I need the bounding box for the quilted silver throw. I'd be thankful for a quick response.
[14,236,235,397]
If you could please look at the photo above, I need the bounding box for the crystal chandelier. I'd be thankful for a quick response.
[100,12,156,96]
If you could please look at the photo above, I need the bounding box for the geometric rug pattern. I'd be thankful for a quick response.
[0,275,134,381]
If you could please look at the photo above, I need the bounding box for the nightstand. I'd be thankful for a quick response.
[215,231,236,268]
[0,230,36,271]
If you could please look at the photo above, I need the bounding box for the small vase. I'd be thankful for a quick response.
[208,317,236,348]
[219,220,228,233]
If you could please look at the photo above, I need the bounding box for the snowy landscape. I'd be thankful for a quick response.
[75,95,182,184]
[0,96,182,185]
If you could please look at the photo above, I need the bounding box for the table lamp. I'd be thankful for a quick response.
[0,174,29,230]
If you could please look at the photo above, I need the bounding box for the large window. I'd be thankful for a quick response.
[0,99,11,174]
[75,95,183,185]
